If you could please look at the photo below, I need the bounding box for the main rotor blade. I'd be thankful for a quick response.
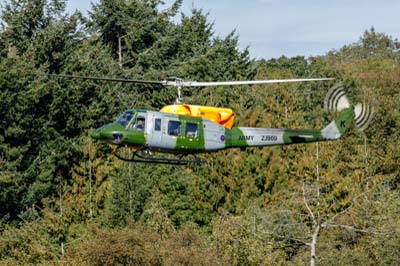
[182,78,334,87]
[46,74,334,87]
[47,74,166,85]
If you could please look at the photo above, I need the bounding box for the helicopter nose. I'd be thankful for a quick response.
[90,128,102,139]
[90,123,126,143]
[90,125,111,140]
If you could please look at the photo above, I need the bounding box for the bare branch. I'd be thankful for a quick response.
[324,222,394,236]
[303,182,315,223]
[325,191,368,225]
[255,229,311,246]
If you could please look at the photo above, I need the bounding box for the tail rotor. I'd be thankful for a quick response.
[324,84,373,131]
[354,103,373,131]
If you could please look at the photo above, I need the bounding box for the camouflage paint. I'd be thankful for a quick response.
[91,115,146,146]
[175,115,205,152]
[91,107,355,154]
[223,107,355,149]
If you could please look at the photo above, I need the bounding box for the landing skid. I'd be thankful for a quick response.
[113,147,204,165]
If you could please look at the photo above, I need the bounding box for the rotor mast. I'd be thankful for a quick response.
[175,78,183,104]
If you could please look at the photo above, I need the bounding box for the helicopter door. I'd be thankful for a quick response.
[147,113,164,149]
[182,122,201,151]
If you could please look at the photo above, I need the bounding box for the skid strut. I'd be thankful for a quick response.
[113,147,204,165]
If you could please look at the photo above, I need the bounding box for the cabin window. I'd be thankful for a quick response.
[168,120,181,136]
[185,123,198,138]
[154,118,161,131]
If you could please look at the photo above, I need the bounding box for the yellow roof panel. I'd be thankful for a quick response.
[160,104,235,128]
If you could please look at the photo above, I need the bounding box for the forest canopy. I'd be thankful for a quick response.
[0,1,399,265]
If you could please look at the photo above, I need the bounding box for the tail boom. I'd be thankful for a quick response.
[225,107,355,149]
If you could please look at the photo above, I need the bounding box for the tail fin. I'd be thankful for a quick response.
[321,107,355,140]
[325,84,373,131]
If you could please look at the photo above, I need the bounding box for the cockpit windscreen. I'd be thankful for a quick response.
[117,111,134,127]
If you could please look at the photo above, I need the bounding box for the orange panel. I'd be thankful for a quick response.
[160,104,235,128]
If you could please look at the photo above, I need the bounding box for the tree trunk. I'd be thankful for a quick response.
[310,224,320,266]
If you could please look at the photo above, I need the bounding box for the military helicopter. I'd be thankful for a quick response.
[52,74,372,165]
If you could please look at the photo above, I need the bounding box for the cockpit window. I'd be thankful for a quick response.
[117,111,134,128]
[135,117,146,130]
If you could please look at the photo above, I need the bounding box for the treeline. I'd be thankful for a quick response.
[0,0,399,265]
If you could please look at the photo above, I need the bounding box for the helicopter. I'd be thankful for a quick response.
[51,74,372,165]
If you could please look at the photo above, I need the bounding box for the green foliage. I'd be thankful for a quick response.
[327,27,400,61]
[0,220,59,265]
[61,223,221,266]
[0,1,399,265]
[89,0,182,62]
[212,213,287,265]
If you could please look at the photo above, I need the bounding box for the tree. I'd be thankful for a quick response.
[89,0,182,63]
[0,219,59,265]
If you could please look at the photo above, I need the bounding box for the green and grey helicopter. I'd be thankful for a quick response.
[53,75,372,165]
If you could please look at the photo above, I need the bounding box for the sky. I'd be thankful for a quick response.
[64,0,400,60]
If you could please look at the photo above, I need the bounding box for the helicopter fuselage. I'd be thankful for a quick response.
[91,107,355,155]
